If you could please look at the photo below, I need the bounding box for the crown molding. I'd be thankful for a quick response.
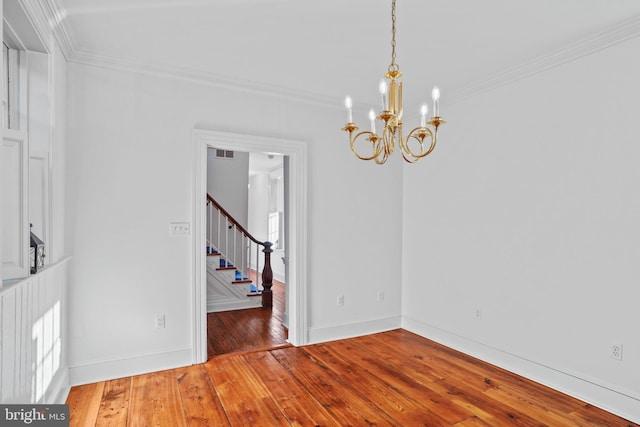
[27,0,339,107]
[448,13,640,106]
[24,0,77,59]
[23,1,640,109]
[67,49,341,108]
[13,0,51,52]
[40,0,75,58]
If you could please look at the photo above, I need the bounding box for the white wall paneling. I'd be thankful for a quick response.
[0,258,70,404]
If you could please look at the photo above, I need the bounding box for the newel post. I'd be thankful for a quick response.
[261,241,274,308]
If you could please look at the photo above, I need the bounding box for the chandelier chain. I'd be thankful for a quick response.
[389,0,399,73]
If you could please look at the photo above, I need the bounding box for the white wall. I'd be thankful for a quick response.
[207,148,249,227]
[65,62,403,383]
[402,36,640,421]
[248,172,268,242]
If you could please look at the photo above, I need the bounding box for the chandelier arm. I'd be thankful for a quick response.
[350,130,384,162]
[401,126,438,161]
[375,152,389,164]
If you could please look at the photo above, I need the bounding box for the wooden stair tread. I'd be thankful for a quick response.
[216,266,236,271]
[232,279,252,284]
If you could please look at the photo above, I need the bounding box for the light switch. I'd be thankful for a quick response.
[170,222,190,236]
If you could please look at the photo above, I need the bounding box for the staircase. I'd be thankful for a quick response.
[206,194,274,312]
[206,247,262,312]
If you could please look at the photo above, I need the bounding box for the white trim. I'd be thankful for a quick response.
[192,129,308,364]
[448,13,640,105]
[207,299,262,313]
[70,50,339,108]
[29,150,50,266]
[46,368,69,404]
[307,316,402,345]
[68,346,192,386]
[15,0,51,53]
[402,316,640,425]
[30,0,73,58]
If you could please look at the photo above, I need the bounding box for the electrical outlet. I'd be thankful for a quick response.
[476,308,482,320]
[155,314,166,329]
[611,343,623,361]
[377,291,384,301]
[337,295,345,307]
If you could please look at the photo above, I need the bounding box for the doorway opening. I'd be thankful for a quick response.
[192,129,308,364]
[205,149,288,356]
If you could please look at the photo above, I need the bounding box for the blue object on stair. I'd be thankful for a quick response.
[219,259,233,267]
[250,284,257,293]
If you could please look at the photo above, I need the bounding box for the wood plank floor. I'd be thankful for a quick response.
[67,329,638,426]
[207,277,287,357]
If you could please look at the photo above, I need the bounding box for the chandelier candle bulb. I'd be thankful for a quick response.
[420,104,428,127]
[398,82,403,120]
[389,80,397,113]
[432,86,440,117]
[345,96,353,123]
[379,80,388,110]
[369,109,376,133]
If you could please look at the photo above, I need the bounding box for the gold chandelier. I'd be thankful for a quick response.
[342,0,445,164]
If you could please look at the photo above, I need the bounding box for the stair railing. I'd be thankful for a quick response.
[206,194,274,308]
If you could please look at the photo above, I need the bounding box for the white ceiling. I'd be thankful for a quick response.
[56,0,640,110]
[249,152,283,176]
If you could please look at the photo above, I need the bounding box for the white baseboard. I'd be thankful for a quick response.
[207,297,262,313]
[307,316,401,345]
[69,347,192,386]
[402,316,640,425]
[47,368,70,404]
[273,271,285,284]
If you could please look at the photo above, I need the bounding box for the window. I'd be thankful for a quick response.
[268,212,281,249]
[268,169,284,250]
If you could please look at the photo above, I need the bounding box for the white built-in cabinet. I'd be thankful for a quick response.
[1,1,50,284]
[1,39,30,282]
[1,132,29,280]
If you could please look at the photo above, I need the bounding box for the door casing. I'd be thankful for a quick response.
[191,129,308,363]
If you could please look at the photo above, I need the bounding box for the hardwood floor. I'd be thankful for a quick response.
[207,277,287,357]
[67,329,638,426]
